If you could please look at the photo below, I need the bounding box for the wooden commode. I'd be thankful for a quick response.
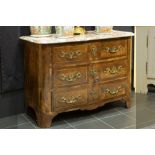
[20,31,134,128]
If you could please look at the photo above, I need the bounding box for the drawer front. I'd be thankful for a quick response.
[100,59,128,81]
[100,80,127,101]
[54,66,88,87]
[53,44,88,65]
[54,85,87,109]
[89,59,128,83]
[100,38,128,59]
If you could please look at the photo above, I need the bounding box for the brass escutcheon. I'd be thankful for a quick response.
[91,47,98,57]
[90,69,99,82]
[89,90,98,99]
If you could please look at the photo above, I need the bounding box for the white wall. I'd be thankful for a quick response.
[135,26,155,94]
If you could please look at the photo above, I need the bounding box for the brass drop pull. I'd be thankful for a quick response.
[91,47,98,57]
[59,50,81,60]
[104,66,123,74]
[103,45,122,53]
[59,95,82,104]
[60,72,82,82]
[90,69,99,82]
[102,86,122,95]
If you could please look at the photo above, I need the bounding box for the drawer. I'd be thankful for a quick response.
[89,59,128,82]
[53,44,88,65]
[53,66,88,87]
[100,80,127,101]
[89,59,127,83]
[100,38,128,59]
[100,59,128,81]
[54,85,87,109]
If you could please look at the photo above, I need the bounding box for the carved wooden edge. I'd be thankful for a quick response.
[35,44,55,128]
[38,45,53,114]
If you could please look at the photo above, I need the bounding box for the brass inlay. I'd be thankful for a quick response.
[60,72,82,82]
[104,66,123,74]
[103,45,123,53]
[59,50,81,60]
[102,86,122,95]
[59,95,82,104]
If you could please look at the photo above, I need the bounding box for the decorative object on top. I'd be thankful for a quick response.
[95,26,113,33]
[30,26,51,37]
[55,26,74,37]
[74,26,86,35]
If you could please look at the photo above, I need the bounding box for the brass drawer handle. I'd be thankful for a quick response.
[90,69,99,82]
[102,86,122,95]
[91,47,98,57]
[104,66,123,74]
[60,72,82,82]
[103,45,122,53]
[59,50,81,60]
[59,95,82,104]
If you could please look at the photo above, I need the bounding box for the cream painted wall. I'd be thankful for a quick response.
[135,26,155,94]
[147,29,155,79]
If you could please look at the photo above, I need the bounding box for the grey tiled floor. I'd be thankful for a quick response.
[0,92,155,129]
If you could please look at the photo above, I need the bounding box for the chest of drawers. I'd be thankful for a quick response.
[21,32,133,128]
